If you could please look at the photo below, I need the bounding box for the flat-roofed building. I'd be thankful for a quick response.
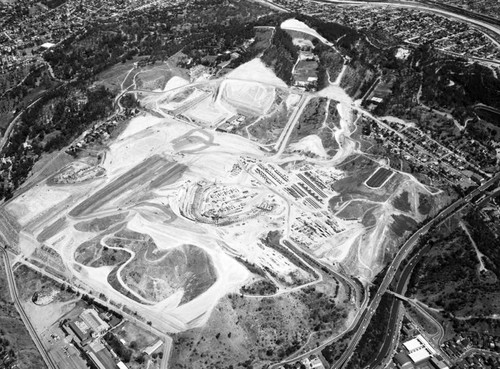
[409,350,431,363]
[81,309,109,334]
[394,352,413,369]
[64,319,92,344]
[85,340,118,369]
[404,338,422,352]
[403,335,436,364]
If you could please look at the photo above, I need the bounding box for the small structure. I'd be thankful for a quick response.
[301,354,325,368]
[143,340,163,356]
[117,362,129,369]
[41,42,56,49]
[81,309,110,335]
[394,352,413,369]
[63,320,92,344]
[430,357,450,369]
[85,340,118,369]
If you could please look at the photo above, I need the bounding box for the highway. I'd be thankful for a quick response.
[333,172,500,368]
[0,247,58,369]
[316,0,500,40]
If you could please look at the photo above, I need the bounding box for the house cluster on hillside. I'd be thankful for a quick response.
[0,0,180,72]
[269,0,500,63]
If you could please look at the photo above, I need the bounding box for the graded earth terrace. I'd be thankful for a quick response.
[0,18,452,369]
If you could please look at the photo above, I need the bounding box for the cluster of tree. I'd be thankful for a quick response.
[322,335,350,364]
[240,279,277,296]
[389,44,500,124]
[44,0,272,81]
[103,332,132,363]
[345,294,396,369]
[0,83,113,200]
[297,286,347,332]
[314,43,344,89]
[261,27,298,85]
[429,56,500,113]
[182,21,256,67]
[292,13,360,53]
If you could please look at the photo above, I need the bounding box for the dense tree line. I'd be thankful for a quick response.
[44,0,272,81]
[261,27,298,85]
[345,294,395,368]
[0,84,113,199]
[103,332,132,362]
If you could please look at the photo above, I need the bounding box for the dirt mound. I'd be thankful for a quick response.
[121,243,217,304]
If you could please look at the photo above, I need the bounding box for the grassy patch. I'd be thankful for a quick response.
[390,214,418,237]
[170,285,346,368]
[418,193,433,215]
[392,191,411,212]
[289,97,328,144]
[113,232,217,304]
[74,235,131,268]
[241,279,278,296]
[408,224,500,318]
[336,200,376,220]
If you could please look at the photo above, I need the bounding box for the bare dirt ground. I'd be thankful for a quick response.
[3,45,445,365]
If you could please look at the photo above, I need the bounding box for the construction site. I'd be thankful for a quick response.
[0,18,446,369]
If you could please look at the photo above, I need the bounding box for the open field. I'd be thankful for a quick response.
[219,79,275,116]
[95,60,143,92]
[392,191,412,212]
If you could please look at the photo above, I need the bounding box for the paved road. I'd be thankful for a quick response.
[274,94,310,155]
[160,336,173,369]
[333,172,500,368]
[0,247,58,369]
[390,291,445,345]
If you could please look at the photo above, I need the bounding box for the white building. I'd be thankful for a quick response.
[402,334,436,363]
